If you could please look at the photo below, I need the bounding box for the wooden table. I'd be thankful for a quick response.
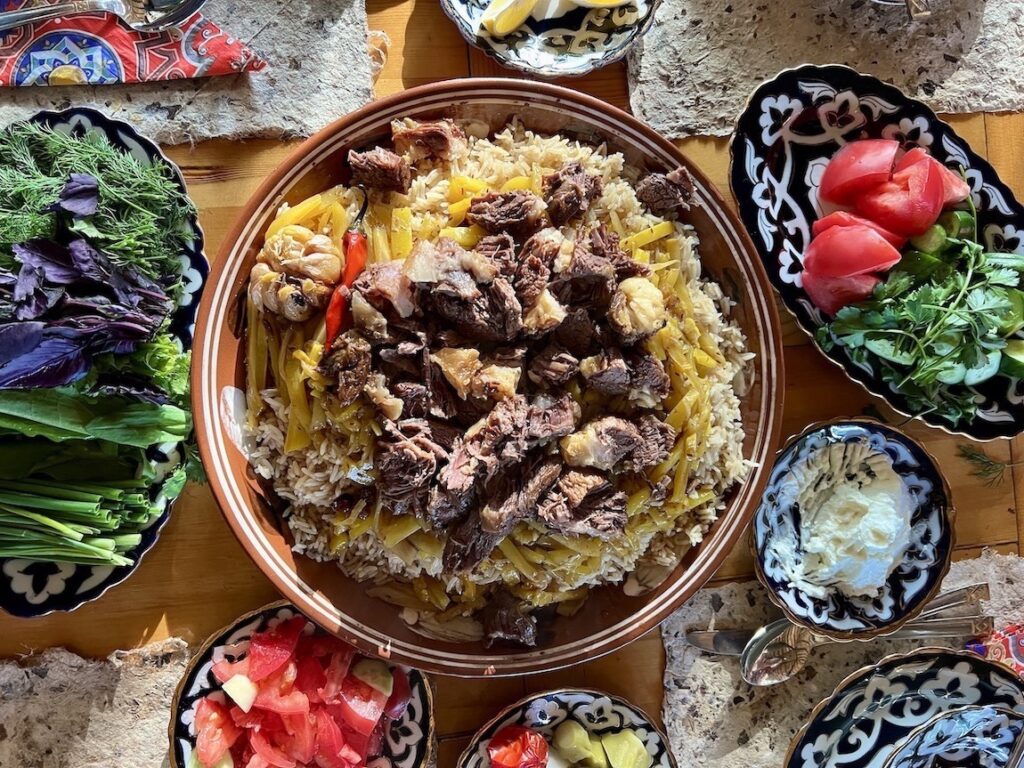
[3,2,1024,764]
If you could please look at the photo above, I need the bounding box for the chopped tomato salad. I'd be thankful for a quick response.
[191,616,413,768]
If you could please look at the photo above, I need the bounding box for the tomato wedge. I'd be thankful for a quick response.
[250,729,297,768]
[802,225,902,278]
[280,712,318,764]
[819,139,900,205]
[248,616,307,683]
[855,155,945,236]
[254,662,310,717]
[318,649,355,705]
[335,675,388,736]
[811,211,907,249]
[314,709,362,768]
[487,725,549,768]
[802,270,880,316]
[295,655,328,706]
[896,146,970,207]
[212,656,250,685]
[195,698,242,767]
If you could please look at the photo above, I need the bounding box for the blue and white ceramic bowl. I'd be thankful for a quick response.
[440,0,659,78]
[169,602,435,768]
[457,688,676,768]
[882,705,1024,768]
[0,107,207,618]
[730,64,1024,440]
[752,419,954,640]
[787,649,1024,768]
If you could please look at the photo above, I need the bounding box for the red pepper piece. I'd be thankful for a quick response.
[324,187,369,354]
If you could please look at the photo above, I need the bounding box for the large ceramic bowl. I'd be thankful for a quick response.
[730,64,1024,440]
[193,78,784,677]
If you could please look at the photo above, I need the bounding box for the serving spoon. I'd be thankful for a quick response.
[0,0,207,34]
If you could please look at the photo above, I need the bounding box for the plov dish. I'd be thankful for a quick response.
[244,117,751,646]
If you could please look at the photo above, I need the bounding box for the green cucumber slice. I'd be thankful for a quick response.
[352,658,394,697]
[1000,340,1024,379]
[964,350,1002,386]
[909,225,948,254]
[939,210,976,239]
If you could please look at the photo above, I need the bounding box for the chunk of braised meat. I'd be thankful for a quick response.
[364,372,403,420]
[474,233,517,278]
[635,166,695,216]
[479,454,563,535]
[319,330,371,406]
[560,416,643,471]
[378,334,426,379]
[523,288,567,336]
[627,416,677,472]
[391,118,467,162]
[553,308,600,358]
[579,348,630,396]
[423,348,458,420]
[482,591,538,648]
[528,343,579,388]
[542,162,603,226]
[350,291,389,344]
[467,191,547,238]
[430,277,523,343]
[538,469,627,540]
[426,419,463,452]
[513,252,550,310]
[377,419,447,516]
[348,147,412,194]
[442,510,497,572]
[551,237,616,309]
[524,394,580,447]
[352,262,415,318]
[608,276,667,345]
[404,237,496,285]
[393,382,430,418]
[589,223,649,280]
[627,351,671,409]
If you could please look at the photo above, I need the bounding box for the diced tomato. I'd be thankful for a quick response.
[254,662,310,717]
[335,675,388,736]
[802,225,902,278]
[318,650,355,705]
[230,705,283,732]
[487,725,549,768]
[251,729,297,768]
[802,270,880,316]
[337,716,370,760]
[811,211,907,249]
[314,709,362,768]
[855,155,945,236]
[295,655,328,706]
[384,668,412,720]
[244,756,271,768]
[896,146,970,207]
[248,616,307,683]
[279,713,318,764]
[819,139,900,205]
[195,697,243,767]
[365,720,386,759]
[298,633,356,659]
[212,656,250,685]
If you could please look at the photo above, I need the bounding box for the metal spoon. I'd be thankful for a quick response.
[0,0,207,34]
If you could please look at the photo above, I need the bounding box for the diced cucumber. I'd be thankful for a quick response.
[864,337,914,365]
[601,730,653,768]
[897,250,944,280]
[352,658,393,697]
[936,362,967,385]
[188,751,233,768]
[222,674,258,713]
[554,721,596,763]
[909,225,948,254]
[999,289,1024,336]
[1000,340,1024,378]
[939,210,976,239]
[964,350,1002,386]
[932,333,962,356]
[587,736,610,768]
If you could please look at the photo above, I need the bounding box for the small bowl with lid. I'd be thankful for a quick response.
[751,418,955,640]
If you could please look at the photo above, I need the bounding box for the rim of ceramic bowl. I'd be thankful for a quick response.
[455,687,677,768]
[166,599,437,768]
[729,62,1024,442]
[192,76,785,676]
[749,416,956,642]
[440,1,663,79]
[785,646,1024,768]
[879,704,1024,768]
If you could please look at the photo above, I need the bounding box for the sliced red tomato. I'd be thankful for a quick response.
[254,662,310,717]
[195,697,243,767]
[248,616,307,683]
[487,725,550,768]
[243,756,271,768]
[365,721,386,759]
[298,634,356,659]
[811,211,907,248]
[384,668,412,720]
[314,709,361,768]
[295,655,328,706]
[230,705,283,732]
[337,717,370,760]
[819,139,900,205]
[896,146,970,206]
[855,156,945,236]
[335,674,388,736]
[250,729,297,768]
[318,650,355,705]
[802,225,902,278]
[212,656,250,685]
[802,270,880,316]
[279,713,318,764]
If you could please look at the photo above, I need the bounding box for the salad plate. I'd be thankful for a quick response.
[882,705,1024,768]
[0,107,207,618]
[730,64,1024,440]
[786,648,1024,768]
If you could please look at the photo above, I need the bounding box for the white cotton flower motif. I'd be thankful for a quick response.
[882,116,934,149]
[3,559,75,605]
[779,239,804,286]
[816,91,866,136]
[984,223,1024,254]
[524,697,565,726]
[759,94,801,145]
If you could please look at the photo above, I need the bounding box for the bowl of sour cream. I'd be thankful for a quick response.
[752,419,955,640]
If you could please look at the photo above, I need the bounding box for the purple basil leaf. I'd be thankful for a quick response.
[12,240,79,284]
[12,261,63,320]
[50,173,99,218]
[0,323,90,389]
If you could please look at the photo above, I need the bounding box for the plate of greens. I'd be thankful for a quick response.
[0,107,206,617]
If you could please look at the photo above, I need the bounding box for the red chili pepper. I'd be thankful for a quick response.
[324,187,369,354]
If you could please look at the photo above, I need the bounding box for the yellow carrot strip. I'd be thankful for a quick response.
[447,176,488,202]
[391,207,413,260]
[447,198,472,226]
[267,194,322,238]
[501,175,533,192]
[621,220,674,250]
[439,225,486,248]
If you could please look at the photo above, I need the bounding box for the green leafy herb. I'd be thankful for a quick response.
[957,443,1020,486]
[95,333,191,407]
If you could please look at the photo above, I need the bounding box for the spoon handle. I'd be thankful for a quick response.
[877,615,994,640]
[920,583,990,616]
[0,1,125,32]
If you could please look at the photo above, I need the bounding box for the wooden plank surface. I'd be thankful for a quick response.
[0,0,1019,759]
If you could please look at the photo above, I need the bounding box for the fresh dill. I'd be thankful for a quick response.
[956,443,1020,486]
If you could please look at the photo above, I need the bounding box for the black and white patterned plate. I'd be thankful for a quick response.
[730,64,1024,440]
[753,419,953,639]
[0,107,207,617]
[440,0,659,78]
[787,649,1024,768]
[169,602,434,768]
[457,688,676,768]
[882,705,1024,768]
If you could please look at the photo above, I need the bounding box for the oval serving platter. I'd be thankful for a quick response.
[0,107,207,618]
[440,0,659,78]
[457,688,676,768]
[786,648,1024,768]
[730,64,1024,440]
[169,601,434,768]
[752,419,954,640]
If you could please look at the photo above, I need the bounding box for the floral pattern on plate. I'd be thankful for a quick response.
[753,420,953,638]
[730,64,1024,440]
[0,107,207,618]
[787,649,1024,768]
[170,602,434,768]
[883,705,1024,768]
[457,688,676,768]
[439,0,658,78]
